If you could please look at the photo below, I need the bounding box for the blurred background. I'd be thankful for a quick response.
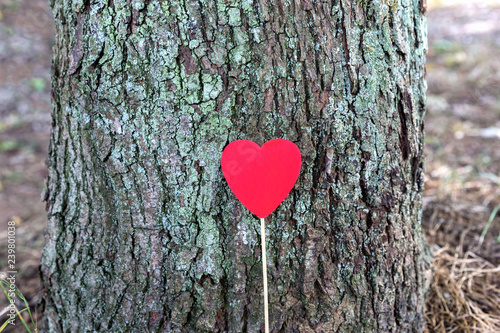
[0,0,499,331]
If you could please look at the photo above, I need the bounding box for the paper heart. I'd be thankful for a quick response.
[221,139,301,218]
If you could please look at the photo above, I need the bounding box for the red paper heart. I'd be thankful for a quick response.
[221,139,301,218]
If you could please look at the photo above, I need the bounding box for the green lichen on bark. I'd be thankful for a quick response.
[42,0,430,331]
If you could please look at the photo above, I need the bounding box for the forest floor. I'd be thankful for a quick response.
[0,0,499,331]
[0,0,52,329]
[423,1,500,331]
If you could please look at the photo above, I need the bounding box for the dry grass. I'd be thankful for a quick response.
[423,199,500,333]
[425,246,500,332]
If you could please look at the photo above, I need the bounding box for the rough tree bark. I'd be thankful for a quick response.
[41,0,430,331]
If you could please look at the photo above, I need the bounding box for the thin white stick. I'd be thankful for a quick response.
[260,217,269,333]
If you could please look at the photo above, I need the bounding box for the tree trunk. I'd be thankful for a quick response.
[41,0,429,331]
